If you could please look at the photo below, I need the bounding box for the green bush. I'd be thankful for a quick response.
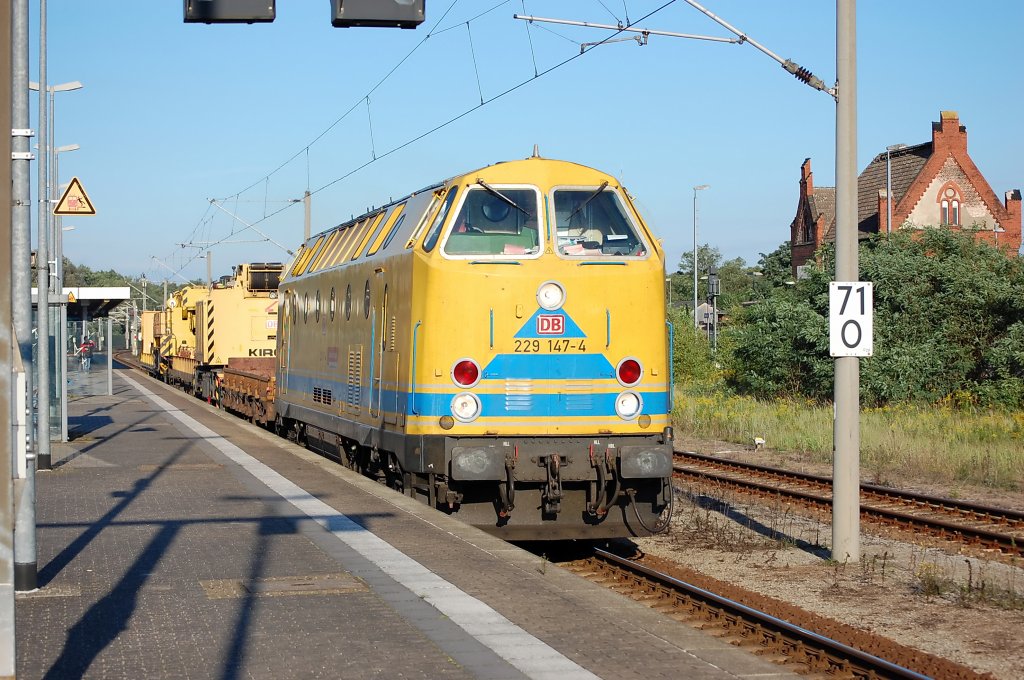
[723,230,1024,408]
[668,308,716,387]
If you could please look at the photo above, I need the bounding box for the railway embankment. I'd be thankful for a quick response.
[634,438,1024,679]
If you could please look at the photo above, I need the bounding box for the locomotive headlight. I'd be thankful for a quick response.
[536,281,566,311]
[451,392,482,422]
[615,391,643,420]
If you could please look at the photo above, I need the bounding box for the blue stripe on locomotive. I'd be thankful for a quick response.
[410,390,668,419]
[481,353,614,379]
[283,350,668,419]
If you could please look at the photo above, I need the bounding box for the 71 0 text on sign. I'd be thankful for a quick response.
[829,282,873,357]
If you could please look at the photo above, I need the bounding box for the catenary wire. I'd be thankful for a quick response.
[172,1,679,277]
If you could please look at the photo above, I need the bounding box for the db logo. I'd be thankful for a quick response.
[537,315,564,335]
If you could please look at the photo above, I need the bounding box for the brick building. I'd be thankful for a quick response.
[790,111,1022,277]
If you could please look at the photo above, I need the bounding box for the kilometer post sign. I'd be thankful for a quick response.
[829,282,873,357]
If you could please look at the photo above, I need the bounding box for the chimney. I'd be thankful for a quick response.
[801,158,813,194]
[932,110,967,154]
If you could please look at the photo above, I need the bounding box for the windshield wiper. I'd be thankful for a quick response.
[567,181,609,222]
[476,179,531,216]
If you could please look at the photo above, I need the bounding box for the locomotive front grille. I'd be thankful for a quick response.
[563,381,594,410]
[505,379,533,411]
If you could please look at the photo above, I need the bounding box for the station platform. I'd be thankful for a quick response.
[16,365,798,679]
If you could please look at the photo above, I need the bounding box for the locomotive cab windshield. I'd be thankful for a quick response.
[442,186,541,257]
[555,187,648,257]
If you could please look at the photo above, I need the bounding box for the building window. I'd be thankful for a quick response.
[938,185,961,226]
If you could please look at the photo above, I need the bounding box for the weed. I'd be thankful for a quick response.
[915,562,949,598]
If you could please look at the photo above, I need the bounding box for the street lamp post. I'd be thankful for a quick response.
[885,143,907,236]
[749,270,763,300]
[28,79,80,470]
[53,143,79,277]
[692,184,710,329]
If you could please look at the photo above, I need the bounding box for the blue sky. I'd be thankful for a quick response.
[31,0,1023,282]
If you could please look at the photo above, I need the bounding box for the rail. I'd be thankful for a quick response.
[587,548,932,679]
[675,451,1024,557]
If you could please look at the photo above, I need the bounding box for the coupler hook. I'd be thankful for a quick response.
[498,450,517,518]
[541,454,563,515]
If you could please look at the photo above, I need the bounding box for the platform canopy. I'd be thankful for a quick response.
[31,286,130,320]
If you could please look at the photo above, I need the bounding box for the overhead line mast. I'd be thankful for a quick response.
[518,2,859,561]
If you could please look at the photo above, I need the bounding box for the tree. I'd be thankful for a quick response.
[755,241,792,289]
[724,230,1024,407]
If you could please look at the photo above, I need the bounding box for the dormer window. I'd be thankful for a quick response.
[938,184,961,226]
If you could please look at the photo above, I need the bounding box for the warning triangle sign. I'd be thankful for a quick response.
[53,177,96,216]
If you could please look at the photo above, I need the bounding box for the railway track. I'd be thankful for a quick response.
[675,451,1024,558]
[562,548,964,679]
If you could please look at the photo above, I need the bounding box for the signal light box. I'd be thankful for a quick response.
[184,0,275,24]
[331,0,425,28]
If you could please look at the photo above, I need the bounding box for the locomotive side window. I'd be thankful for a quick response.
[553,187,649,257]
[291,235,326,277]
[364,281,371,319]
[330,287,336,321]
[406,191,444,249]
[314,290,321,323]
[344,284,352,321]
[379,214,406,252]
[352,211,386,261]
[443,186,541,257]
[309,230,342,272]
[422,187,460,252]
[303,293,309,323]
[319,226,352,269]
[368,204,406,255]
[336,219,367,262]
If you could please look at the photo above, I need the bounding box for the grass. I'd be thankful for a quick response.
[913,557,1024,610]
[672,384,1024,490]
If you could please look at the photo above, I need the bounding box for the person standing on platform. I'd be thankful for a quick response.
[80,336,95,371]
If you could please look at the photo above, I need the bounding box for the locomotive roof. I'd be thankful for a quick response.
[314,156,615,240]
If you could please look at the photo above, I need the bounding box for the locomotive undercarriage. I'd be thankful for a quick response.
[276,402,674,540]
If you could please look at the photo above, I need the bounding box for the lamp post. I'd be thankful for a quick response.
[749,270,763,300]
[885,143,907,236]
[692,184,710,329]
[52,145,79,298]
[29,79,80,471]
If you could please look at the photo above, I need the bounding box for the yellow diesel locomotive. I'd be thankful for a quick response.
[276,153,674,540]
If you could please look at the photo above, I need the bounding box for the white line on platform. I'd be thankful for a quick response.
[122,374,600,680]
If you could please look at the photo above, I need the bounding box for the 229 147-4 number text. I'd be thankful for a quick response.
[514,339,587,353]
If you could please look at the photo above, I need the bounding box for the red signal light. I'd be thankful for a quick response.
[617,358,642,386]
[453,360,480,387]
